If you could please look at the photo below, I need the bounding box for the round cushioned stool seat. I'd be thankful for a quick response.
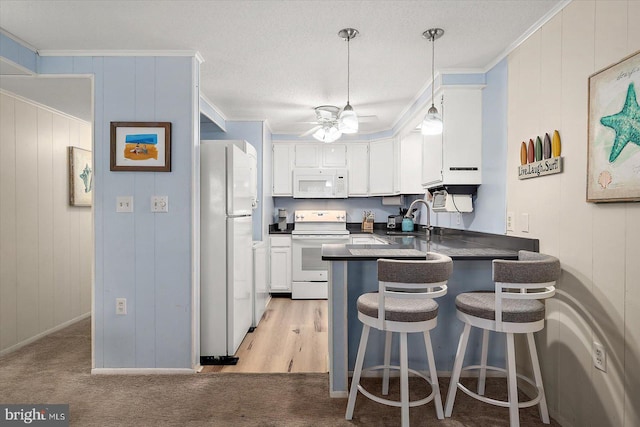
[455,292,544,323]
[358,293,439,322]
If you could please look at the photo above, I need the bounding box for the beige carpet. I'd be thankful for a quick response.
[0,318,560,426]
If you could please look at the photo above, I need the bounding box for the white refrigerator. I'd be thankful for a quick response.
[200,141,254,364]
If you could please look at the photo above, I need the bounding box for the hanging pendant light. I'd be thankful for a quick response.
[338,28,359,134]
[421,28,444,136]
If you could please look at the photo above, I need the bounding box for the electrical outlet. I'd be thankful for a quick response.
[593,341,606,372]
[456,212,461,225]
[506,211,514,231]
[116,298,127,315]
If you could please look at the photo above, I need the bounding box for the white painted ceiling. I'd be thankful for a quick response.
[0,0,565,135]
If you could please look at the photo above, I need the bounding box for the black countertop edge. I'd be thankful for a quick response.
[426,226,539,252]
[268,222,539,255]
[268,223,294,234]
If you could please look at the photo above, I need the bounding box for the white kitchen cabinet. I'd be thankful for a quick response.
[252,242,268,327]
[294,143,347,168]
[346,143,369,196]
[369,138,398,196]
[422,87,483,189]
[322,144,347,167]
[294,144,321,167]
[269,235,291,293]
[398,131,424,194]
[272,143,294,196]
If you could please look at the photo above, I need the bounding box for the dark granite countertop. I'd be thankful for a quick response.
[323,224,538,261]
[268,223,294,234]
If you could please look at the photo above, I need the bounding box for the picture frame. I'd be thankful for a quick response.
[68,146,93,207]
[110,122,171,172]
[587,50,640,203]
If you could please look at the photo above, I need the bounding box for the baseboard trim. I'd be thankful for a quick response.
[0,312,90,357]
[91,368,196,375]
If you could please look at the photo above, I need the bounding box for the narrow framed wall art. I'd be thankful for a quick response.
[68,146,93,206]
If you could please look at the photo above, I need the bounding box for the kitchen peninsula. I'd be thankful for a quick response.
[322,226,538,397]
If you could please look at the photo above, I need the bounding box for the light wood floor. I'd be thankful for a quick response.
[201,297,328,373]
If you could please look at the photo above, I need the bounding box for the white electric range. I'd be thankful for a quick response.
[291,210,349,299]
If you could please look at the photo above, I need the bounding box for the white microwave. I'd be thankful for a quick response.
[292,168,348,198]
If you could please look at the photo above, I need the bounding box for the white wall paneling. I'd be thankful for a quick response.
[506,2,640,426]
[0,91,92,355]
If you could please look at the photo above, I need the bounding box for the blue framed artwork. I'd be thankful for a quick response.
[110,122,171,172]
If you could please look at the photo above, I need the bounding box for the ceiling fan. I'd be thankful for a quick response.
[299,105,378,143]
[299,105,342,142]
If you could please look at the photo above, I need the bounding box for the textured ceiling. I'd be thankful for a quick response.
[0,0,565,135]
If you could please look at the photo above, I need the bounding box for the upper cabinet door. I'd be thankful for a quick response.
[294,144,320,167]
[272,143,294,196]
[369,138,397,196]
[422,87,482,189]
[346,144,369,196]
[398,132,424,194]
[322,144,347,167]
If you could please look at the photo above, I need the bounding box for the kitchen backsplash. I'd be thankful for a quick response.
[272,196,425,225]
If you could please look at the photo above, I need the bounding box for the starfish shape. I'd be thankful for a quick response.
[600,82,640,163]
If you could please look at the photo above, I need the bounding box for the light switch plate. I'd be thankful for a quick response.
[521,213,529,233]
[151,196,169,213]
[117,196,133,213]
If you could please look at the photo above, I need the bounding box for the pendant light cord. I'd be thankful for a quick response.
[431,30,435,109]
[347,36,351,105]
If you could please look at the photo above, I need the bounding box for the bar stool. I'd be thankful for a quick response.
[345,254,453,427]
[444,250,561,427]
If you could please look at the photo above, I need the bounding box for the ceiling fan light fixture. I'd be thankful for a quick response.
[339,102,358,134]
[421,28,444,137]
[313,125,342,143]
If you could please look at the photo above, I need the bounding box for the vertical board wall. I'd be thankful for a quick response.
[506,1,640,426]
[0,91,92,355]
[37,55,198,369]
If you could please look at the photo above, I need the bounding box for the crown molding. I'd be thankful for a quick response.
[37,49,201,57]
[482,0,572,72]
[0,28,37,52]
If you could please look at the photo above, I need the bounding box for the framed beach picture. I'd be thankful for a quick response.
[68,146,93,206]
[587,50,640,202]
[110,122,171,172]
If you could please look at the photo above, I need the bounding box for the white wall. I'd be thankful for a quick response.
[506,2,640,426]
[0,91,92,355]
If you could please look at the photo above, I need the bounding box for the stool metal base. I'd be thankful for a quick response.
[456,365,543,409]
[357,365,439,408]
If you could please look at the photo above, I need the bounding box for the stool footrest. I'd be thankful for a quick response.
[457,365,542,409]
[357,365,438,408]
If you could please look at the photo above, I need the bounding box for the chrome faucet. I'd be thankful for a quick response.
[405,198,432,241]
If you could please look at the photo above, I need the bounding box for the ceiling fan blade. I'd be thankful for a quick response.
[299,125,321,137]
